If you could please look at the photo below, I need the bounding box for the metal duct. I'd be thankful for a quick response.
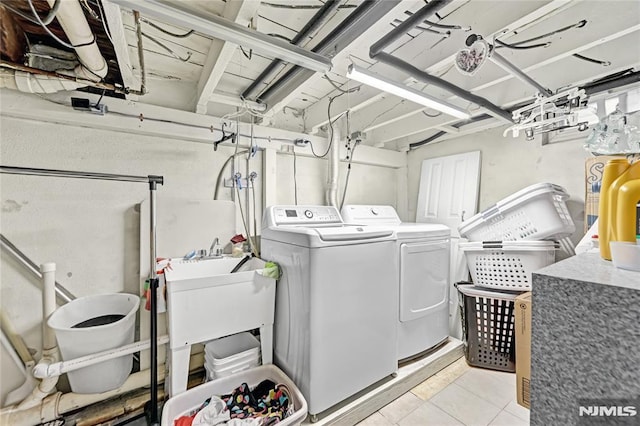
[257,0,401,104]
[368,0,513,123]
[242,0,343,100]
[375,52,513,122]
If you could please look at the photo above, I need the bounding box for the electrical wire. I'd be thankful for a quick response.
[423,20,469,31]
[292,147,298,205]
[3,0,61,26]
[142,32,192,62]
[141,18,195,38]
[240,46,253,60]
[494,39,549,50]
[309,93,348,158]
[262,2,357,9]
[26,0,74,49]
[213,150,249,200]
[96,0,115,47]
[573,53,611,67]
[323,75,361,94]
[497,19,587,48]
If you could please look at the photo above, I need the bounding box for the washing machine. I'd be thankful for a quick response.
[341,205,450,361]
[261,205,398,418]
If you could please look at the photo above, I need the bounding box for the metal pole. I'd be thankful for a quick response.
[0,234,75,304]
[0,164,165,424]
[147,175,162,426]
[0,165,150,183]
[489,50,552,97]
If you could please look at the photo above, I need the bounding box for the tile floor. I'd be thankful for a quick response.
[356,358,530,426]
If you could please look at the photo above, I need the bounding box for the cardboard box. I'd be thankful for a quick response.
[515,292,532,409]
[584,154,640,232]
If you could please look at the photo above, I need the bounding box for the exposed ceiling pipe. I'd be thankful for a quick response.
[242,0,343,100]
[0,0,109,94]
[133,10,147,95]
[368,0,513,123]
[44,0,108,81]
[257,0,400,103]
[369,0,451,58]
[0,61,119,93]
[374,52,513,122]
[409,69,640,149]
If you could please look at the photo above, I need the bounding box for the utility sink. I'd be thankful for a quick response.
[163,256,276,396]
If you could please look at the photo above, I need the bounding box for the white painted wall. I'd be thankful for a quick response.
[275,151,399,207]
[0,104,404,404]
[407,126,591,243]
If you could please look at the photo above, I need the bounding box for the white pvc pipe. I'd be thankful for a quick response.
[46,0,108,80]
[33,335,170,379]
[41,263,57,352]
[326,118,341,207]
[1,366,166,426]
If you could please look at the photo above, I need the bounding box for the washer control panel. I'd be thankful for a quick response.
[270,206,342,225]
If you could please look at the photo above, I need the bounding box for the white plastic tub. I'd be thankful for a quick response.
[610,241,640,271]
[205,357,260,381]
[47,293,139,393]
[460,241,558,291]
[458,183,575,242]
[161,364,308,426]
[205,332,261,366]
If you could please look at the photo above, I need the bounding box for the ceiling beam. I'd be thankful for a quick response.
[304,0,579,133]
[102,0,140,94]
[358,21,640,140]
[110,0,331,73]
[261,0,412,117]
[194,0,261,114]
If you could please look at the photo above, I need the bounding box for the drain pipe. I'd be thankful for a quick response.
[46,0,108,81]
[242,0,343,100]
[1,365,166,426]
[16,263,59,411]
[369,0,513,123]
[326,117,341,207]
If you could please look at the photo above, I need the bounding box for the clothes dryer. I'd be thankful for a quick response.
[261,205,398,418]
[341,205,450,361]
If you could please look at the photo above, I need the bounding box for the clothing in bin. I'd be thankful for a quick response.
[174,379,294,426]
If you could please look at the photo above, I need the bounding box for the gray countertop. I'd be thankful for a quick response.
[534,251,640,291]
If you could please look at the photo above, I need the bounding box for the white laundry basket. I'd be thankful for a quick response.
[460,241,558,291]
[458,183,575,242]
[161,364,308,426]
[48,293,139,393]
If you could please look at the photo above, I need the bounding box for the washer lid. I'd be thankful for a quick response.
[314,225,393,241]
[341,205,401,225]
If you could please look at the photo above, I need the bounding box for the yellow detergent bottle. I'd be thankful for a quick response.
[616,178,640,242]
[599,159,640,260]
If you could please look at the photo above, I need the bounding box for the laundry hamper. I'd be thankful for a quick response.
[459,240,558,291]
[161,364,307,426]
[458,183,575,243]
[456,283,519,372]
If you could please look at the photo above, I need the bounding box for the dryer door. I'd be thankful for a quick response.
[399,239,450,322]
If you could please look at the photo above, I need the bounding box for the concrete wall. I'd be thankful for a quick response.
[0,111,401,403]
[406,126,592,242]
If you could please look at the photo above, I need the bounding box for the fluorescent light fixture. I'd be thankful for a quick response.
[346,64,470,119]
[110,0,331,73]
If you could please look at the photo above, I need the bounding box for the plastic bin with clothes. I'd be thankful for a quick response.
[161,364,308,426]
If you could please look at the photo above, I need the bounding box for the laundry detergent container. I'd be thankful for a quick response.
[48,293,139,393]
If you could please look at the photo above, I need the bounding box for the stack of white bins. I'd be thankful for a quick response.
[204,332,261,381]
[456,183,576,371]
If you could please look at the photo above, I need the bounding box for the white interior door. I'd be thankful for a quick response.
[415,151,481,236]
[414,151,481,338]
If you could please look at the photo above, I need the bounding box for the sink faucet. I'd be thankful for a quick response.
[209,238,223,258]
